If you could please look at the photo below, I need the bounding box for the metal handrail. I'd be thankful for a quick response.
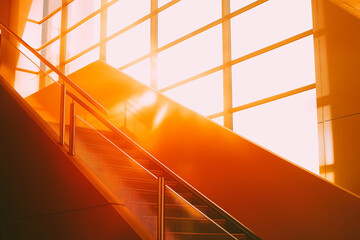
[27,0,74,25]
[35,0,119,52]
[0,21,108,115]
[67,91,241,240]
[67,93,260,240]
[0,21,259,239]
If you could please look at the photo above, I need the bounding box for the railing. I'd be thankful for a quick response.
[0,21,108,115]
[0,22,253,240]
[121,98,262,240]
[68,91,239,240]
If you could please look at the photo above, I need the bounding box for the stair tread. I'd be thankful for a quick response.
[168,231,247,239]
[62,127,253,239]
[80,148,143,158]
[170,232,244,235]
[135,202,207,208]
[119,188,193,198]
[77,141,132,149]
[85,160,158,170]
[106,175,177,186]
[167,232,247,240]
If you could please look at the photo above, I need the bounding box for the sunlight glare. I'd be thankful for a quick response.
[106,20,150,68]
[158,26,222,89]
[133,91,158,109]
[153,104,168,129]
[164,71,223,116]
[233,90,319,174]
[324,122,334,165]
[14,71,39,98]
[231,0,313,59]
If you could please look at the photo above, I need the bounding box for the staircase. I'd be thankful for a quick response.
[2,17,360,240]
[0,20,259,239]
[73,125,249,240]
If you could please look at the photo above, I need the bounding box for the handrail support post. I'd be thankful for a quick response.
[59,83,66,145]
[157,176,165,240]
[69,102,76,155]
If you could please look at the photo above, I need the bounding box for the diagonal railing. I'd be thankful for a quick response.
[0,22,260,240]
[0,21,108,115]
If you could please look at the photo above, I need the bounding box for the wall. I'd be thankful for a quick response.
[62,61,360,240]
[313,0,360,195]
[0,76,142,239]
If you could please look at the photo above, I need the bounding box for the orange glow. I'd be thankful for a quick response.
[2,1,360,240]
[158,25,222,89]
[14,71,38,97]
[132,91,158,109]
[324,122,335,165]
[153,104,168,129]
[17,0,318,175]
[233,90,319,174]
[122,58,151,86]
[106,20,150,68]
[163,70,223,116]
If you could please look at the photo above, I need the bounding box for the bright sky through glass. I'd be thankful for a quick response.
[18,0,319,174]
[233,90,319,174]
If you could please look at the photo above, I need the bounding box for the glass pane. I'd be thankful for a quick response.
[232,36,315,107]
[230,0,259,12]
[211,116,224,126]
[158,0,221,47]
[158,25,222,89]
[233,89,319,174]
[0,36,61,136]
[29,0,62,21]
[12,71,40,98]
[66,15,100,60]
[39,38,61,69]
[26,79,62,136]
[22,22,42,49]
[163,71,223,116]
[107,0,150,37]
[67,0,101,28]
[158,0,173,8]
[73,115,158,238]
[46,0,62,15]
[39,12,61,40]
[106,20,150,68]
[122,58,151,86]
[28,0,45,22]
[231,0,313,59]
[65,47,100,75]
[164,186,237,240]
[1,37,56,95]
[23,10,61,49]
[48,71,59,82]
[15,47,41,73]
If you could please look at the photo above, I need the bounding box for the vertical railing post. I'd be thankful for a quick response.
[59,0,68,73]
[150,0,158,89]
[59,83,66,145]
[100,0,108,61]
[124,101,127,128]
[157,176,165,240]
[0,30,2,66]
[222,0,233,130]
[69,102,76,155]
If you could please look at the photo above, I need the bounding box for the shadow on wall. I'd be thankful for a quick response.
[315,0,360,195]
[0,0,33,86]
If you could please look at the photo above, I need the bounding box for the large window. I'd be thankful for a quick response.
[22,0,318,173]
